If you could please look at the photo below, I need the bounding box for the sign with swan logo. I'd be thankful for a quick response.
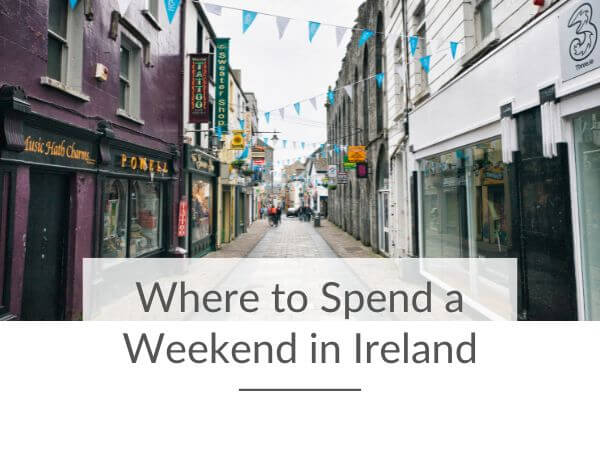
[561,0,600,81]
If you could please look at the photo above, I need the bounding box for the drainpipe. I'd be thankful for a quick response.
[177,0,187,254]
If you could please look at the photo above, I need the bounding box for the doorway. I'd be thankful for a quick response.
[22,172,70,320]
[513,107,577,320]
[377,146,390,255]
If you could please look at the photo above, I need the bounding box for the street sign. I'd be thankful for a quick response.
[327,164,337,179]
[348,146,367,163]
[189,54,210,124]
[356,162,368,179]
[337,171,349,184]
[177,199,188,237]
[560,0,600,81]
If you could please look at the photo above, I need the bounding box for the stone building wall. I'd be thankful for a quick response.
[326,0,388,254]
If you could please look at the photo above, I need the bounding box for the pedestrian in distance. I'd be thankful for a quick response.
[276,206,282,227]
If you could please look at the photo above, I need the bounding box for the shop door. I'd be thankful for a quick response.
[22,172,69,320]
[513,107,577,320]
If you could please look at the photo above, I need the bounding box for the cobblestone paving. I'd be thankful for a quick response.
[315,219,382,258]
[206,216,381,258]
[248,216,336,257]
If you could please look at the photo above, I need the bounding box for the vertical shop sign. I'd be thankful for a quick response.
[215,38,230,133]
[178,199,188,237]
[189,54,210,123]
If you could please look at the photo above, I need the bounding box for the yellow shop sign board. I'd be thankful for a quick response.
[348,146,366,163]
[231,130,245,150]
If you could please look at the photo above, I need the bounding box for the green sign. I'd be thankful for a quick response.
[215,38,230,133]
[344,162,356,170]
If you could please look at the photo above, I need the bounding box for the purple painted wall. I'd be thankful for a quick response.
[0,0,181,151]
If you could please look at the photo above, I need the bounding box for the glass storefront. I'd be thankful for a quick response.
[420,137,511,258]
[190,175,213,246]
[101,179,163,258]
[573,109,600,319]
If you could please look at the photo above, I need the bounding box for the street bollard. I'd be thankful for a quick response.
[314,213,321,227]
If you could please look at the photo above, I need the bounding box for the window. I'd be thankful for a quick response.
[48,0,68,81]
[119,34,142,119]
[475,0,493,43]
[420,137,511,258]
[148,0,159,19]
[362,45,370,144]
[101,179,164,258]
[209,43,215,79]
[191,176,213,245]
[573,109,600,319]
[413,3,428,95]
[46,0,84,90]
[394,37,404,117]
[197,21,204,53]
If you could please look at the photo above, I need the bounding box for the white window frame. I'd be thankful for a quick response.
[412,2,428,98]
[474,0,493,45]
[42,0,87,100]
[118,32,143,123]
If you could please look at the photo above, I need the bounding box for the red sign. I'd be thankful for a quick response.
[177,199,188,237]
[189,54,210,123]
[252,157,265,166]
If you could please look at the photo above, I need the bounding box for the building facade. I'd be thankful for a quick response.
[388,0,599,319]
[0,0,182,320]
[326,0,390,255]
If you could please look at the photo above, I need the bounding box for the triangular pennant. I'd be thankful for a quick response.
[294,102,301,115]
[69,0,79,9]
[276,16,290,39]
[164,0,181,23]
[419,55,431,73]
[265,112,270,123]
[308,21,321,43]
[309,97,318,110]
[375,73,384,88]
[117,0,131,15]
[242,10,258,33]
[239,119,245,129]
[409,36,419,55]
[327,89,335,105]
[264,137,269,146]
[301,142,305,149]
[279,108,285,120]
[203,3,222,15]
[216,126,222,139]
[359,29,374,48]
[344,85,353,100]
[283,140,287,148]
[335,26,347,47]
[450,41,459,59]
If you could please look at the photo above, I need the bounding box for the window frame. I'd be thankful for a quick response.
[118,32,143,121]
[474,0,493,44]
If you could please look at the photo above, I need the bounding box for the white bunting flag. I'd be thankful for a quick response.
[118,0,132,15]
[335,26,347,47]
[279,108,285,119]
[276,16,290,39]
[344,85,353,101]
[309,97,318,110]
[203,3,223,16]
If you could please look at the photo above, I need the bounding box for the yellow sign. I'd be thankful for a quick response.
[120,153,169,174]
[348,146,367,163]
[231,130,245,150]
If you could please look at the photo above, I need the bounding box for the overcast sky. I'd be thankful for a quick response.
[204,0,364,166]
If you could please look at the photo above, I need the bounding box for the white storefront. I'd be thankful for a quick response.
[408,0,600,320]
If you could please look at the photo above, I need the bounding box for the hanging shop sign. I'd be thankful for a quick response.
[215,38,230,133]
[348,145,367,163]
[560,0,600,81]
[2,124,97,170]
[115,151,170,178]
[252,146,266,158]
[344,162,356,170]
[186,148,217,175]
[327,164,337,179]
[189,54,210,124]
[231,130,245,150]
[337,171,349,185]
[356,162,368,179]
[252,157,265,166]
[177,199,188,238]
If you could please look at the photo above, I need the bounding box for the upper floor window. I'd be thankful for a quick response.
[119,34,142,120]
[47,0,84,90]
[475,0,493,43]
[413,3,428,95]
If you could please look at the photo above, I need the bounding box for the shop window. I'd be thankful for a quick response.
[101,179,163,258]
[191,176,213,245]
[474,0,493,44]
[101,179,128,258]
[47,0,84,89]
[420,137,510,258]
[119,34,142,120]
[573,109,600,319]
[129,181,162,257]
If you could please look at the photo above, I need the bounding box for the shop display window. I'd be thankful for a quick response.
[101,178,163,258]
[420,137,511,258]
[101,179,128,258]
[573,110,600,319]
[129,181,162,257]
[190,176,213,244]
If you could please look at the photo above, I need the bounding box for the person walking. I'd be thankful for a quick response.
[275,205,282,227]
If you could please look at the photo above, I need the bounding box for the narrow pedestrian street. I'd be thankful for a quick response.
[208,217,380,258]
